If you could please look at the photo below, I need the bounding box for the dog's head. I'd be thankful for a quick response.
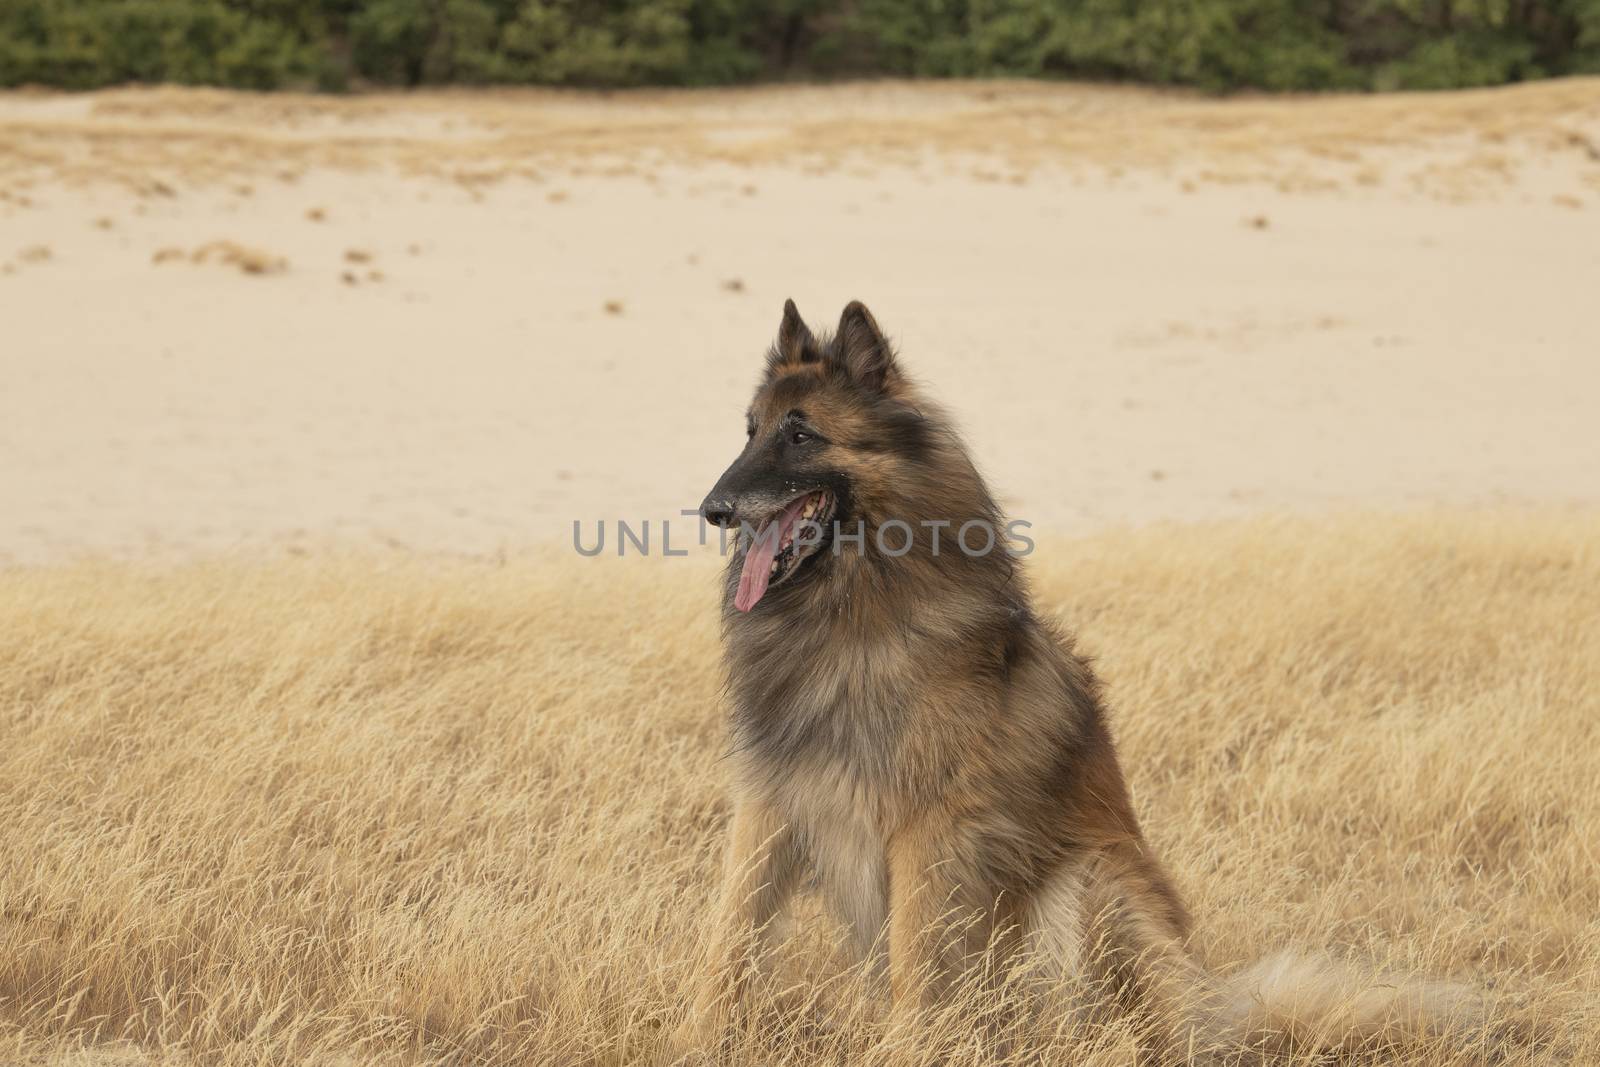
[700,299,948,612]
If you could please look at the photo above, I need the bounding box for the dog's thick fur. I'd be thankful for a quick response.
[679,301,1480,1062]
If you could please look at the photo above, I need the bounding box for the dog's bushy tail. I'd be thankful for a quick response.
[1113,934,1487,1064]
[1209,947,1485,1056]
[1063,851,1488,1063]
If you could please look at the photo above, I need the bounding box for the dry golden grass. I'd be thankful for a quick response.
[2,513,1597,1065]
[191,240,288,276]
[2,79,1597,198]
[147,241,288,275]
[146,241,287,275]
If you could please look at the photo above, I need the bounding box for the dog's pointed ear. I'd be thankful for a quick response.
[769,298,818,369]
[834,300,896,393]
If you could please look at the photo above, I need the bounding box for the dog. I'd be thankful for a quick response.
[676,299,1481,1062]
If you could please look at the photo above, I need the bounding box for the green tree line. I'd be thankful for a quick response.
[4,0,1599,92]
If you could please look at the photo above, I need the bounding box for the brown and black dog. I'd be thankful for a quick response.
[678,300,1479,1062]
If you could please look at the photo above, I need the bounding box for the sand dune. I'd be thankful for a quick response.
[4,78,1600,189]
[3,81,1600,563]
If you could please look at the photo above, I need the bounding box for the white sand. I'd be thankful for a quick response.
[2,83,1598,563]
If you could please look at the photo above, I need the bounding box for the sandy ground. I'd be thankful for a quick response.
[3,80,1600,563]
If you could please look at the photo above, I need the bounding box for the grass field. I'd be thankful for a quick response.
[2,512,1596,1065]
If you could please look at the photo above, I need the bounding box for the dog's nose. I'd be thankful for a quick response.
[701,497,736,529]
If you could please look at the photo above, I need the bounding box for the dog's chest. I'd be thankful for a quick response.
[768,763,890,955]
[728,625,910,783]
[727,618,915,951]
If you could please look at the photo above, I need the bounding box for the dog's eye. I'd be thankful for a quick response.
[790,430,813,445]
[746,425,755,439]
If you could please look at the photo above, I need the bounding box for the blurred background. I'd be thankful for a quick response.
[7,3,1600,568]
[4,49,1598,563]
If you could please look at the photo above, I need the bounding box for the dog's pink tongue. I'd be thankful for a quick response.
[735,525,778,612]
[734,497,809,612]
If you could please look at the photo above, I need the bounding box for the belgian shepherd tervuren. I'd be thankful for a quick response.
[678,300,1481,1063]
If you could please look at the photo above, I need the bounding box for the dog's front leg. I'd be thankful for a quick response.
[885,816,967,1035]
[671,798,801,1053]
